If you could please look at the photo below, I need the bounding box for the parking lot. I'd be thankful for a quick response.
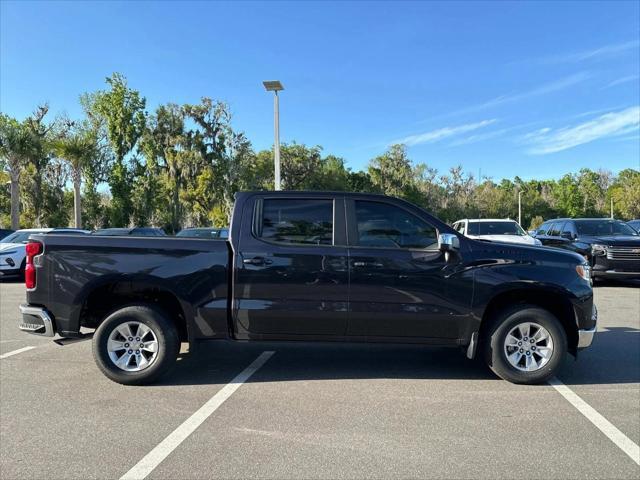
[0,279,638,480]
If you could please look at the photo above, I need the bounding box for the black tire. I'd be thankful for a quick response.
[19,259,26,280]
[92,304,180,385]
[483,305,567,384]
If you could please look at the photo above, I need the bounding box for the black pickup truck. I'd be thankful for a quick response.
[19,191,597,385]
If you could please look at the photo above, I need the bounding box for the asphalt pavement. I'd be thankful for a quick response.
[0,278,638,479]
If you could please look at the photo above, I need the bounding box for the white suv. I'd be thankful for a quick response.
[0,228,88,277]
[452,219,542,246]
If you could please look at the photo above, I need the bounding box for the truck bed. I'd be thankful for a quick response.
[26,234,231,340]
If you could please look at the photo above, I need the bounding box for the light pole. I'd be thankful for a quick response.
[518,190,523,226]
[611,198,614,219]
[263,81,284,190]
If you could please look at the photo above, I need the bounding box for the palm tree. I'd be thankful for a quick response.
[0,114,32,229]
[54,124,99,228]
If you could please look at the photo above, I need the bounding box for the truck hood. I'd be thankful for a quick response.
[468,234,539,245]
[466,237,585,264]
[577,235,640,246]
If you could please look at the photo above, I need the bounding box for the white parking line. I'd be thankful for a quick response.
[0,346,36,359]
[120,351,275,480]
[549,376,640,466]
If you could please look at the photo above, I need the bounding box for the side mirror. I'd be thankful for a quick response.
[438,233,460,252]
[560,232,574,240]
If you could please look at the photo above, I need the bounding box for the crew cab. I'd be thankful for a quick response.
[19,192,597,385]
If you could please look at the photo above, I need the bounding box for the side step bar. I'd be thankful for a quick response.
[54,333,93,346]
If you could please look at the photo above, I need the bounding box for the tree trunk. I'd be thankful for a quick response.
[73,174,82,228]
[10,171,20,230]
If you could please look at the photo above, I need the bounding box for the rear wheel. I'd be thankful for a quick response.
[483,305,567,384]
[92,305,179,385]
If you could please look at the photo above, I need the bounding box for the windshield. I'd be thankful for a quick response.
[1,231,43,243]
[467,221,526,236]
[575,220,639,236]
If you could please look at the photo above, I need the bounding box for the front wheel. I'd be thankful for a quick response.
[92,305,180,385]
[483,306,567,384]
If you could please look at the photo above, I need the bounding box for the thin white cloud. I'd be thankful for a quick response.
[532,40,639,65]
[392,119,497,146]
[449,128,511,146]
[447,72,590,118]
[611,133,640,143]
[603,74,640,89]
[525,106,640,154]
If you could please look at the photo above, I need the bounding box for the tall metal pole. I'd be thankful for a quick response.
[611,198,613,219]
[274,91,281,191]
[518,191,522,226]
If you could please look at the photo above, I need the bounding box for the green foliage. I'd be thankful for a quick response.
[3,74,639,233]
[609,169,640,219]
[368,144,414,198]
[0,170,10,227]
[82,174,105,229]
[83,73,146,226]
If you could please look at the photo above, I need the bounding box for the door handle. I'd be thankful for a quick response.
[243,256,272,266]
[353,261,383,268]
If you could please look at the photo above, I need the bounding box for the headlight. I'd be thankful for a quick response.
[534,238,542,246]
[591,244,607,256]
[576,264,591,282]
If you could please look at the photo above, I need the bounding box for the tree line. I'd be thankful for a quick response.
[1,73,639,233]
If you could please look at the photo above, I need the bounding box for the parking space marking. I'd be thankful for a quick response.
[0,346,36,359]
[120,351,275,480]
[549,377,640,466]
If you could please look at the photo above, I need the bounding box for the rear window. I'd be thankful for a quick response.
[575,220,638,236]
[467,221,525,236]
[258,199,333,245]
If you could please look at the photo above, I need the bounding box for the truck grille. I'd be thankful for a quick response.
[606,247,640,260]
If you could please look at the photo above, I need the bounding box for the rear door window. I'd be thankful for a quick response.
[548,222,564,236]
[562,222,576,238]
[258,199,334,246]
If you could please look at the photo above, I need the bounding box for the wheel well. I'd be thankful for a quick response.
[479,289,578,354]
[80,283,188,342]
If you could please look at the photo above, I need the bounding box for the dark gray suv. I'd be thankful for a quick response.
[534,218,640,280]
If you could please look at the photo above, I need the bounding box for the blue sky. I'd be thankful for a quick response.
[1,1,639,180]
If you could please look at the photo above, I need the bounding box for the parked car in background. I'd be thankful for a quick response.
[1,228,88,278]
[452,219,541,246]
[533,218,640,280]
[627,219,640,233]
[92,227,166,237]
[0,229,15,241]
[176,227,229,239]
